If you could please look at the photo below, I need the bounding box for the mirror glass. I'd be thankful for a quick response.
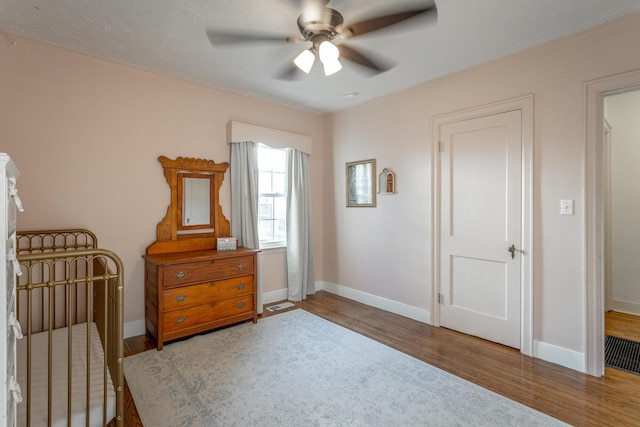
[177,173,214,234]
[346,159,376,207]
[182,177,210,226]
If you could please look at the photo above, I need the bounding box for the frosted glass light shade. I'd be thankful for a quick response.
[318,41,339,64]
[294,49,315,73]
[323,59,342,76]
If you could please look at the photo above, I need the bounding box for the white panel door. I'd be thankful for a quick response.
[439,110,522,349]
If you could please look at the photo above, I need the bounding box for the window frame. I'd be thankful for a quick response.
[257,144,288,249]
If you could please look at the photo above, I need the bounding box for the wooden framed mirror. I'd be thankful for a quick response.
[177,173,214,232]
[146,156,230,255]
[346,159,376,207]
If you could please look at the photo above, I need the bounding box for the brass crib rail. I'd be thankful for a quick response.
[16,234,124,427]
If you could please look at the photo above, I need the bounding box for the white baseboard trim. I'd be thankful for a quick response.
[610,299,640,316]
[315,283,587,373]
[316,281,431,324]
[124,320,146,339]
[263,288,289,305]
[533,340,585,373]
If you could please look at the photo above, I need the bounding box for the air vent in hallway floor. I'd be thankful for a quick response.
[266,302,295,312]
[605,335,640,375]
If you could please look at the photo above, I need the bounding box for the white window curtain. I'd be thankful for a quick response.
[229,140,263,313]
[286,148,315,301]
[229,122,314,305]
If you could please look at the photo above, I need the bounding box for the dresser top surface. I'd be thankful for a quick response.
[143,247,259,265]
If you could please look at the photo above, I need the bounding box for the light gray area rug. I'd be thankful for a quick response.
[125,309,568,427]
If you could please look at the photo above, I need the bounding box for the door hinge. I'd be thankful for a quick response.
[438,293,443,304]
[437,141,442,152]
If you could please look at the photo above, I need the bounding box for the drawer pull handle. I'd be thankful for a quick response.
[174,271,189,280]
[175,316,187,324]
[174,294,187,302]
[236,283,246,290]
[236,262,246,270]
[236,302,246,309]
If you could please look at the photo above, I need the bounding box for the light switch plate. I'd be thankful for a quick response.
[560,199,574,215]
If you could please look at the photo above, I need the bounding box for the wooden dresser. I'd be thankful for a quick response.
[144,248,259,350]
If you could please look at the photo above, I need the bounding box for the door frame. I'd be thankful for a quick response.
[431,94,534,356]
[603,120,612,313]
[585,69,640,376]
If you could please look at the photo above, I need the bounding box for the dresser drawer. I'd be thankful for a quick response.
[163,294,254,334]
[163,275,254,310]
[163,256,254,287]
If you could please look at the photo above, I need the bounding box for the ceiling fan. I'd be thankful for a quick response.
[206,0,437,79]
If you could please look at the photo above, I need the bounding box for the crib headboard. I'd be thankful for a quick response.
[16,229,102,330]
[16,228,98,255]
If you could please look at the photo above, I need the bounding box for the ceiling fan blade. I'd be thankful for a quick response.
[206,29,301,46]
[274,63,307,81]
[341,5,437,38]
[339,44,394,74]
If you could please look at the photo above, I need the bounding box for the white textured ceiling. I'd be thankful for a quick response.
[1,0,640,113]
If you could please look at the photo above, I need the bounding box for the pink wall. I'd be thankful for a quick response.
[0,34,324,327]
[324,13,640,371]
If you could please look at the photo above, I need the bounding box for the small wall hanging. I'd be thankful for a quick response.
[378,168,396,195]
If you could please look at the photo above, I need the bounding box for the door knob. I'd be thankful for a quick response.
[508,244,516,259]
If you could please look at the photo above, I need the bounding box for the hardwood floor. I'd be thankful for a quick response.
[124,292,640,426]
[606,310,640,342]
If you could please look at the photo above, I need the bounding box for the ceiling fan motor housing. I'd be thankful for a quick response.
[297,7,344,48]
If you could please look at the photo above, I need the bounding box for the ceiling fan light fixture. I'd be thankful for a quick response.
[294,48,315,73]
[323,59,342,76]
[318,40,339,64]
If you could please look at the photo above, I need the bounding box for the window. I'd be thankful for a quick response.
[257,144,287,247]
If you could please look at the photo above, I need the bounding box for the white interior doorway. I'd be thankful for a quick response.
[603,90,640,317]
[585,69,640,376]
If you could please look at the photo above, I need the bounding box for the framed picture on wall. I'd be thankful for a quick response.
[346,159,376,207]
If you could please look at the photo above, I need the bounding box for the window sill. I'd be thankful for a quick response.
[259,242,287,250]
